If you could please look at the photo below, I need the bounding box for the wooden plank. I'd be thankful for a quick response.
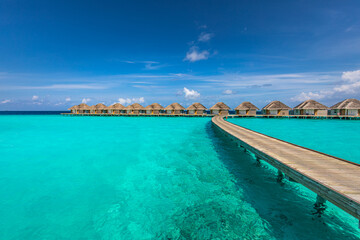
[212,115,360,220]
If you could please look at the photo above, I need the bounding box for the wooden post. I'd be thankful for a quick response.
[313,194,327,217]
[277,169,284,183]
[255,156,261,166]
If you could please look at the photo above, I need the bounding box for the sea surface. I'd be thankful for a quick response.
[0,114,359,239]
[228,117,360,165]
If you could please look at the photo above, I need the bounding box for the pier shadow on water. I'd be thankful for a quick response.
[207,122,360,239]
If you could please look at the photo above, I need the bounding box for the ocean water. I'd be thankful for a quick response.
[0,115,359,239]
[228,117,360,164]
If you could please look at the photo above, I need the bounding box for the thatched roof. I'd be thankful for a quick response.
[106,103,125,110]
[145,103,164,110]
[164,103,185,110]
[210,102,230,110]
[186,102,207,110]
[77,103,90,110]
[126,103,145,110]
[235,101,259,110]
[294,100,328,110]
[89,103,107,110]
[68,105,78,110]
[330,98,360,110]
[262,101,291,110]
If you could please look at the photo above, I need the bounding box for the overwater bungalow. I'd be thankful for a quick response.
[77,103,91,114]
[164,103,185,114]
[186,103,207,115]
[293,100,328,116]
[89,103,107,114]
[69,103,91,114]
[330,98,360,116]
[210,102,230,115]
[145,103,164,114]
[235,102,259,116]
[125,103,145,114]
[68,105,79,114]
[106,103,125,114]
[262,101,291,116]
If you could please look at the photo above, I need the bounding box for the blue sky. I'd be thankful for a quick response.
[1,0,360,110]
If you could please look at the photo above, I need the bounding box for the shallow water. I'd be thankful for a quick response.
[0,115,359,239]
[228,117,360,164]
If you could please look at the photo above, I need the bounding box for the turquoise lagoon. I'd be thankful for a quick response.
[0,115,359,239]
[228,117,360,165]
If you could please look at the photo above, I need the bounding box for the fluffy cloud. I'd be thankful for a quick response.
[183,87,200,99]
[1,99,11,104]
[65,97,71,102]
[291,91,327,101]
[341,70,360,83]
[82,98,91,104]
[118,97,145,105]
[184,47,210,62]
[334,70,360,93]
[292,69,360,101]
[32,95,39,101]
[198,32,214,42]
[222,89,236,95]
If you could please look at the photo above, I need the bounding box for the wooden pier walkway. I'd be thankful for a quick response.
[212,115,360,222]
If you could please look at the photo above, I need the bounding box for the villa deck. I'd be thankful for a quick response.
[212,115,360,222]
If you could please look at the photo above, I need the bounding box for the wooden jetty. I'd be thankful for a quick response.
[212,115,360,223]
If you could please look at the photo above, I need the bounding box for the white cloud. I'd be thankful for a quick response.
[23,84,108,90]
[144,62,164,70]
[1,99,11,104]
[65,97,71,102]
[118,97,145,105]
[340,70,360,83]
[198,32,214,42]
[82,98,91,104]
[292,69,360,101]
[184,47,210,62]
[32,95,39,101]
[183,87,200,99]
[123,60,135,64]
[223,89,236,95]
[291,91,327,101]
